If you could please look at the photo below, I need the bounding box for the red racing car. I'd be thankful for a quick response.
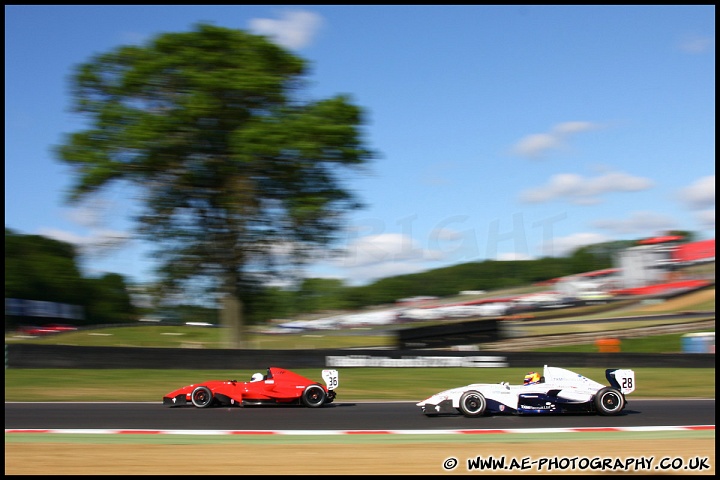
[162,366,339,408]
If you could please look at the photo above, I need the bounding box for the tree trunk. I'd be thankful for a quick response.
[220,293,244,349]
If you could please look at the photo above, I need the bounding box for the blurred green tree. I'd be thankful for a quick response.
[54,24,375,347]
[297,277,352,313]
[5,228,86,311]
[84,273,136,326]
[5,228,136,329]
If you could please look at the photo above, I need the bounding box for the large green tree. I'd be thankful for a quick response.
[54,24,375,347]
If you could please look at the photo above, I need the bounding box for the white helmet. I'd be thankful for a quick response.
[251,373,264,382]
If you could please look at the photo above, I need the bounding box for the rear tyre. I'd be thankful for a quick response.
[191,386,214,408]
[459,390,486,417]
[594,387,625,415]
[301,384,326,408]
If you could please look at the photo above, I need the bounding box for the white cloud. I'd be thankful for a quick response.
[519,171,653,205]
[65,203,110,229]
[542,232,610,257]
[676,176,716,233]
[496,252,533,261]
[591,211,677,235]
[430,227,464,242]
[552,121,599,135]
[694,208,715,231]
[42,202,134,256]
[340,261,430,285]
[312,233,450,284]
[38,227,132,257]
[510,121,602,158]
[249,10,323,49]
[511,133,562,158]
[586,171,654,195]
[333,233,444,268]
[677,175,715,209]
[675,35,714,54]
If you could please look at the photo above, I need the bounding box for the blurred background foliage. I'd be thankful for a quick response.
[5,228,136,329]
[4,227,703,331]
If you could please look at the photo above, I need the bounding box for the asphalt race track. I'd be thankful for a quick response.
[5,399,715,432]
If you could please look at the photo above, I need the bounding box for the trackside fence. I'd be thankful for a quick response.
[4,344,714,369]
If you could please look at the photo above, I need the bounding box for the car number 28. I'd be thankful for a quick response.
[612,369,635,394]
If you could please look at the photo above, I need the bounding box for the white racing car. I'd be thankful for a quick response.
[417,365,635,417]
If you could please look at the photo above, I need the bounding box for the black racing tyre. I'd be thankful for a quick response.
[459,390,487,417]
[191,386,214,408]
[301,384,327,408]
[594,387,625,416]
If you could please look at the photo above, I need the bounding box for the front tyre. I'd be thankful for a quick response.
[191,386,214,408]
[594,387,625,415]
[459,390,486,417]
[301,384,327,408]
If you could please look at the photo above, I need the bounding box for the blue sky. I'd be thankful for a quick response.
[5,5,715,286]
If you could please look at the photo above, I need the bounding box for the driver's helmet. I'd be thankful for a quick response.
[524,371,541,385]
[250,372,264,382]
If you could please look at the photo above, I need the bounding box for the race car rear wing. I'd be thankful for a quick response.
[322,369,339,391]
[606,368,635,394]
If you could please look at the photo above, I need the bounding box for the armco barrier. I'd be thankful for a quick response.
[4,344,715,369]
